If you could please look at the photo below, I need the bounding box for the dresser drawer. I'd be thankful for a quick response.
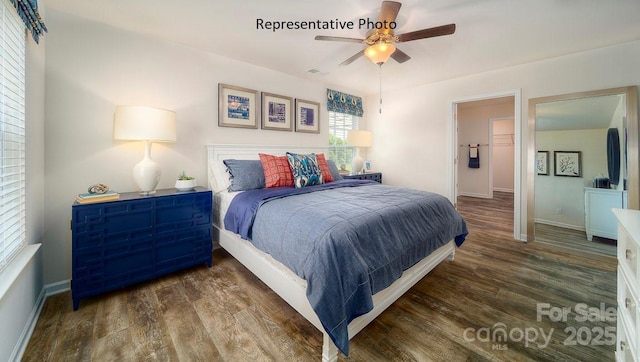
[617,314,638,362]
[618,266,639,341]
[618,224,639,281]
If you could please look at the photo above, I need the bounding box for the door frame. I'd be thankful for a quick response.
[449,89,523,241]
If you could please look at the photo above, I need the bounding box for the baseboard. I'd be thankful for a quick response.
[458,192,491,199]
[535,218,584,232]
[11,288,46,362]
[11,280,71,362]
[493,187,514,193]
[45,279,71,296]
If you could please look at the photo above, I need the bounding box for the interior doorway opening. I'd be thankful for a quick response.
[451,90,522,241]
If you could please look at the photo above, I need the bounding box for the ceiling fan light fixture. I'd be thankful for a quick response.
[364,41,396,65]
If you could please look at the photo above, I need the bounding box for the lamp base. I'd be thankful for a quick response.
[133,141,161,194]
[352,154,364,175]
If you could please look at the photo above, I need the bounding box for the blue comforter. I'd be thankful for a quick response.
[224,180,467,355]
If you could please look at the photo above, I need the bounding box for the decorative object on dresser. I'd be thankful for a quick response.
[218,83,259,129]
[261,92,293,131]
[584,187,627,241]
[113,106,177,195]
[612,209,640,361]
[87,183,109,194]
[294,98,320,133]
[175,171,197,191]
[343,172,382,184]
[75,190,120,204]
[76,183,120,204]
[347,130,372,174]
[71,187,212,310]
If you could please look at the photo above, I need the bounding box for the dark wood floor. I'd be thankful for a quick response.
[535,223,617,257]
[23,192,616,361]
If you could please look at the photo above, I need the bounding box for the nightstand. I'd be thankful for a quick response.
[343,172,382,183]
[71,187,212,310]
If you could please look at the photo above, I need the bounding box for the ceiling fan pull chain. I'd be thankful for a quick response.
[379,63,383,114]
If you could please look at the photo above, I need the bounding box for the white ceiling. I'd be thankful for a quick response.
[45,0,640,95]
[536,94,625,131]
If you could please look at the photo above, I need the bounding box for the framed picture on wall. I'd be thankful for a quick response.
[218,83,259,129]
[295,99,320,134]
[554,151,581,177]
[536,151,549,176]
[261,92,293,131]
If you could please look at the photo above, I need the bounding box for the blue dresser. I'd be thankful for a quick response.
[71,187,212,310]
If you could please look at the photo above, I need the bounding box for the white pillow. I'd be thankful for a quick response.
[208,159,231,193]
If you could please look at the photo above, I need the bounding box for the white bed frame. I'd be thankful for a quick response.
[206,144,456,361]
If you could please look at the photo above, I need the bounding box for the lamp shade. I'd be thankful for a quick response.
[347,130,372,147]
[364,41,396,65]
[114,106,177,142]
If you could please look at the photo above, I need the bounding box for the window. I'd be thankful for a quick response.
[328,111,359,172]
[0,1,26,272]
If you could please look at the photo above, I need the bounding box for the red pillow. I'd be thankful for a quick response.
[259,153,294,188]
[315,153,334,183]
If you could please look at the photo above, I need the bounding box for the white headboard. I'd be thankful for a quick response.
[205,144,330,192]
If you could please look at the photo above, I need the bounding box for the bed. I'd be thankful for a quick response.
[206,144,467,361]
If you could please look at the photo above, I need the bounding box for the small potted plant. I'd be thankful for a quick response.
[175,171,196,191]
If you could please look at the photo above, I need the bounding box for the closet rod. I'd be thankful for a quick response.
[459,144,489,147]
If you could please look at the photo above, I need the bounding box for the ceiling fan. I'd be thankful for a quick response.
[315,1,456,66]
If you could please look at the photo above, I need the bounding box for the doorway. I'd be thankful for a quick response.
[451,90,522,240]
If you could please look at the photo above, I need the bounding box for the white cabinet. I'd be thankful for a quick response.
[613,209,640,361]
[585,188,627,241]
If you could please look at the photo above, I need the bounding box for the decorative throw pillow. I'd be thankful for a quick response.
[315,153,334,183]
[259,153,294,188]
[209,159,231,193]
[223,159,265,191]
[327,159,343,181]
[286,152,324,188]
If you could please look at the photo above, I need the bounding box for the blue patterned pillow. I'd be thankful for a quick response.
[286,152,324,188]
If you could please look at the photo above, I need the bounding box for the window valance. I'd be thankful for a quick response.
[327,89,363,117]
[9,0,47,43]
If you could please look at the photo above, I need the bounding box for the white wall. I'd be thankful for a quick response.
[0,6,46,361]
[366,40,640,240]
[43,9,363,285]
[493,119,515,193]
[535,129,607,229]
[457,102,514,197]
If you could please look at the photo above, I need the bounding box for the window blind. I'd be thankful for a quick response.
[0,0,27,272]
[328,111,359,172]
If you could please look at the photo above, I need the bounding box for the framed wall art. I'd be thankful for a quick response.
[295,99,320,134]
[554,151,581,177]
[536,151,549,176]
[261,92,293,131]
[218,83,259,129]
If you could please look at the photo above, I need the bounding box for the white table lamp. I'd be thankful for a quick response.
[114,106,177,195]
[347,130,372,174]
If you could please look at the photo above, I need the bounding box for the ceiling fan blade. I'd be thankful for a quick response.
[391,47,411,63]
[315,35,364,44]
[397,24,456,42]
[340,51,364,66]
[378,1,401,34]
